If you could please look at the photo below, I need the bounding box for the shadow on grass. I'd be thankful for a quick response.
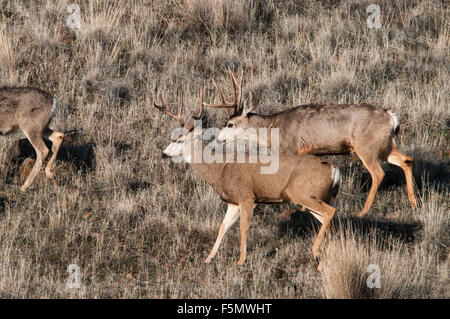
[278,212,423,249]
[7,137,95,176]
[340,158,449,196]
[412,159,449,192]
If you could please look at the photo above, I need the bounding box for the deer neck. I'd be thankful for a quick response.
[189,161,225,189]
[245,114,278,149]
[186,131,226,190]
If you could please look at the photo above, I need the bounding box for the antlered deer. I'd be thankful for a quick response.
[206,71,417,217]
[155,87,340,266]
[0,87,64,191]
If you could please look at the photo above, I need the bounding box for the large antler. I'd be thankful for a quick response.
[195,87,203,119]
[204,69,243,115]
[153,88,184,126]
[183,87,205,132]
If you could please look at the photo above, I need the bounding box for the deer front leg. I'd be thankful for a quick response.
[42,128,64,179]
[387,149,417,208]
[355,151,385,217]
[205,204,240,263]
[20,130,49,191]
[237,200,255,265]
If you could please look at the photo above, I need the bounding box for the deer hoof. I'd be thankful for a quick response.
[356,210,367,218]
[45,169,54,179]
[314,256,322,271]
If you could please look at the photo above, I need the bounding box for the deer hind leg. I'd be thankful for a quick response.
[205,204,240,263]
[20,130,49,191]
[387,149,417,208]
[237,200,255,265]
[355,150,385,217]
[42,127,64,179]
[289,195,336,263]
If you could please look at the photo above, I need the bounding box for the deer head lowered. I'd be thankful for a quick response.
[154,87,340,267]
[0,87,64,191]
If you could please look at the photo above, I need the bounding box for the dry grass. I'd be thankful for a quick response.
[0,0,448,298]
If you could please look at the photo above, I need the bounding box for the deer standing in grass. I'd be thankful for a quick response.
[155,88,340,266]
[0,87,64,191]
[206,71,417,217]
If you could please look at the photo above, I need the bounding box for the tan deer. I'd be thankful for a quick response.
[154,87,340,266]
[0,87,64,191]
[206,71,417,217]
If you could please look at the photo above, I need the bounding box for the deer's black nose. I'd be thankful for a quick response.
[162,151,169,159]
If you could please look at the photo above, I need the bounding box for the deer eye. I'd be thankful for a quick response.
[177,140,183,144]
[227,123,234,128]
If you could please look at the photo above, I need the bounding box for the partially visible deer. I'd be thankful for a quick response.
[154,87,340,266]
[206,71,417,217]
[0,87,64,191]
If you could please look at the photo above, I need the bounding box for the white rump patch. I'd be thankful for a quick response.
[388,110,399,132]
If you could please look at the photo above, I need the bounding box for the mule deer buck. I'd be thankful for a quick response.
[205,70,417,217]
[0,87,64,191]
[154,87,340,266]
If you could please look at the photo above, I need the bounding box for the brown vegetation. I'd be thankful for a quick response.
[0,0,448,298]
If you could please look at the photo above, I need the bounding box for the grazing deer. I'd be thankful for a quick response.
[154,87,340,266]
[0,87,64,191]
[206,71,417,217]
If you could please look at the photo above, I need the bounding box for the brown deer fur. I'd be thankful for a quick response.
[0,87,64,191]
[156,89,340,266]
[210,73,417,217]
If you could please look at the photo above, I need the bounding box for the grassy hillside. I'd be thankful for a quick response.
[0,0,448,298]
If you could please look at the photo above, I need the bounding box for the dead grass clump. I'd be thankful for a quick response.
[319,69,359,102]
[205,48,241,76]
[416,187,449,260]
[320,232,436,299]
[187,0,274,34]
[271,72,301,104]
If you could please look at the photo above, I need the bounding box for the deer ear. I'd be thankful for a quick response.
[242,92,257,116]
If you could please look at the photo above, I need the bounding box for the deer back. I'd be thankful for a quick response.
[0,87,55,133]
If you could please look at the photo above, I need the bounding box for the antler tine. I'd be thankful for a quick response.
[228,69,243,114]
[204,79,235,109]
[158,94,165,108]
[228,69,237,103]
[204,69,245,115]
[153,93,184,126]
[177,87,184,119]
[196,87,203,118]
[212,79,227,105]
[204,70,241,109]
[237,69,243,106]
